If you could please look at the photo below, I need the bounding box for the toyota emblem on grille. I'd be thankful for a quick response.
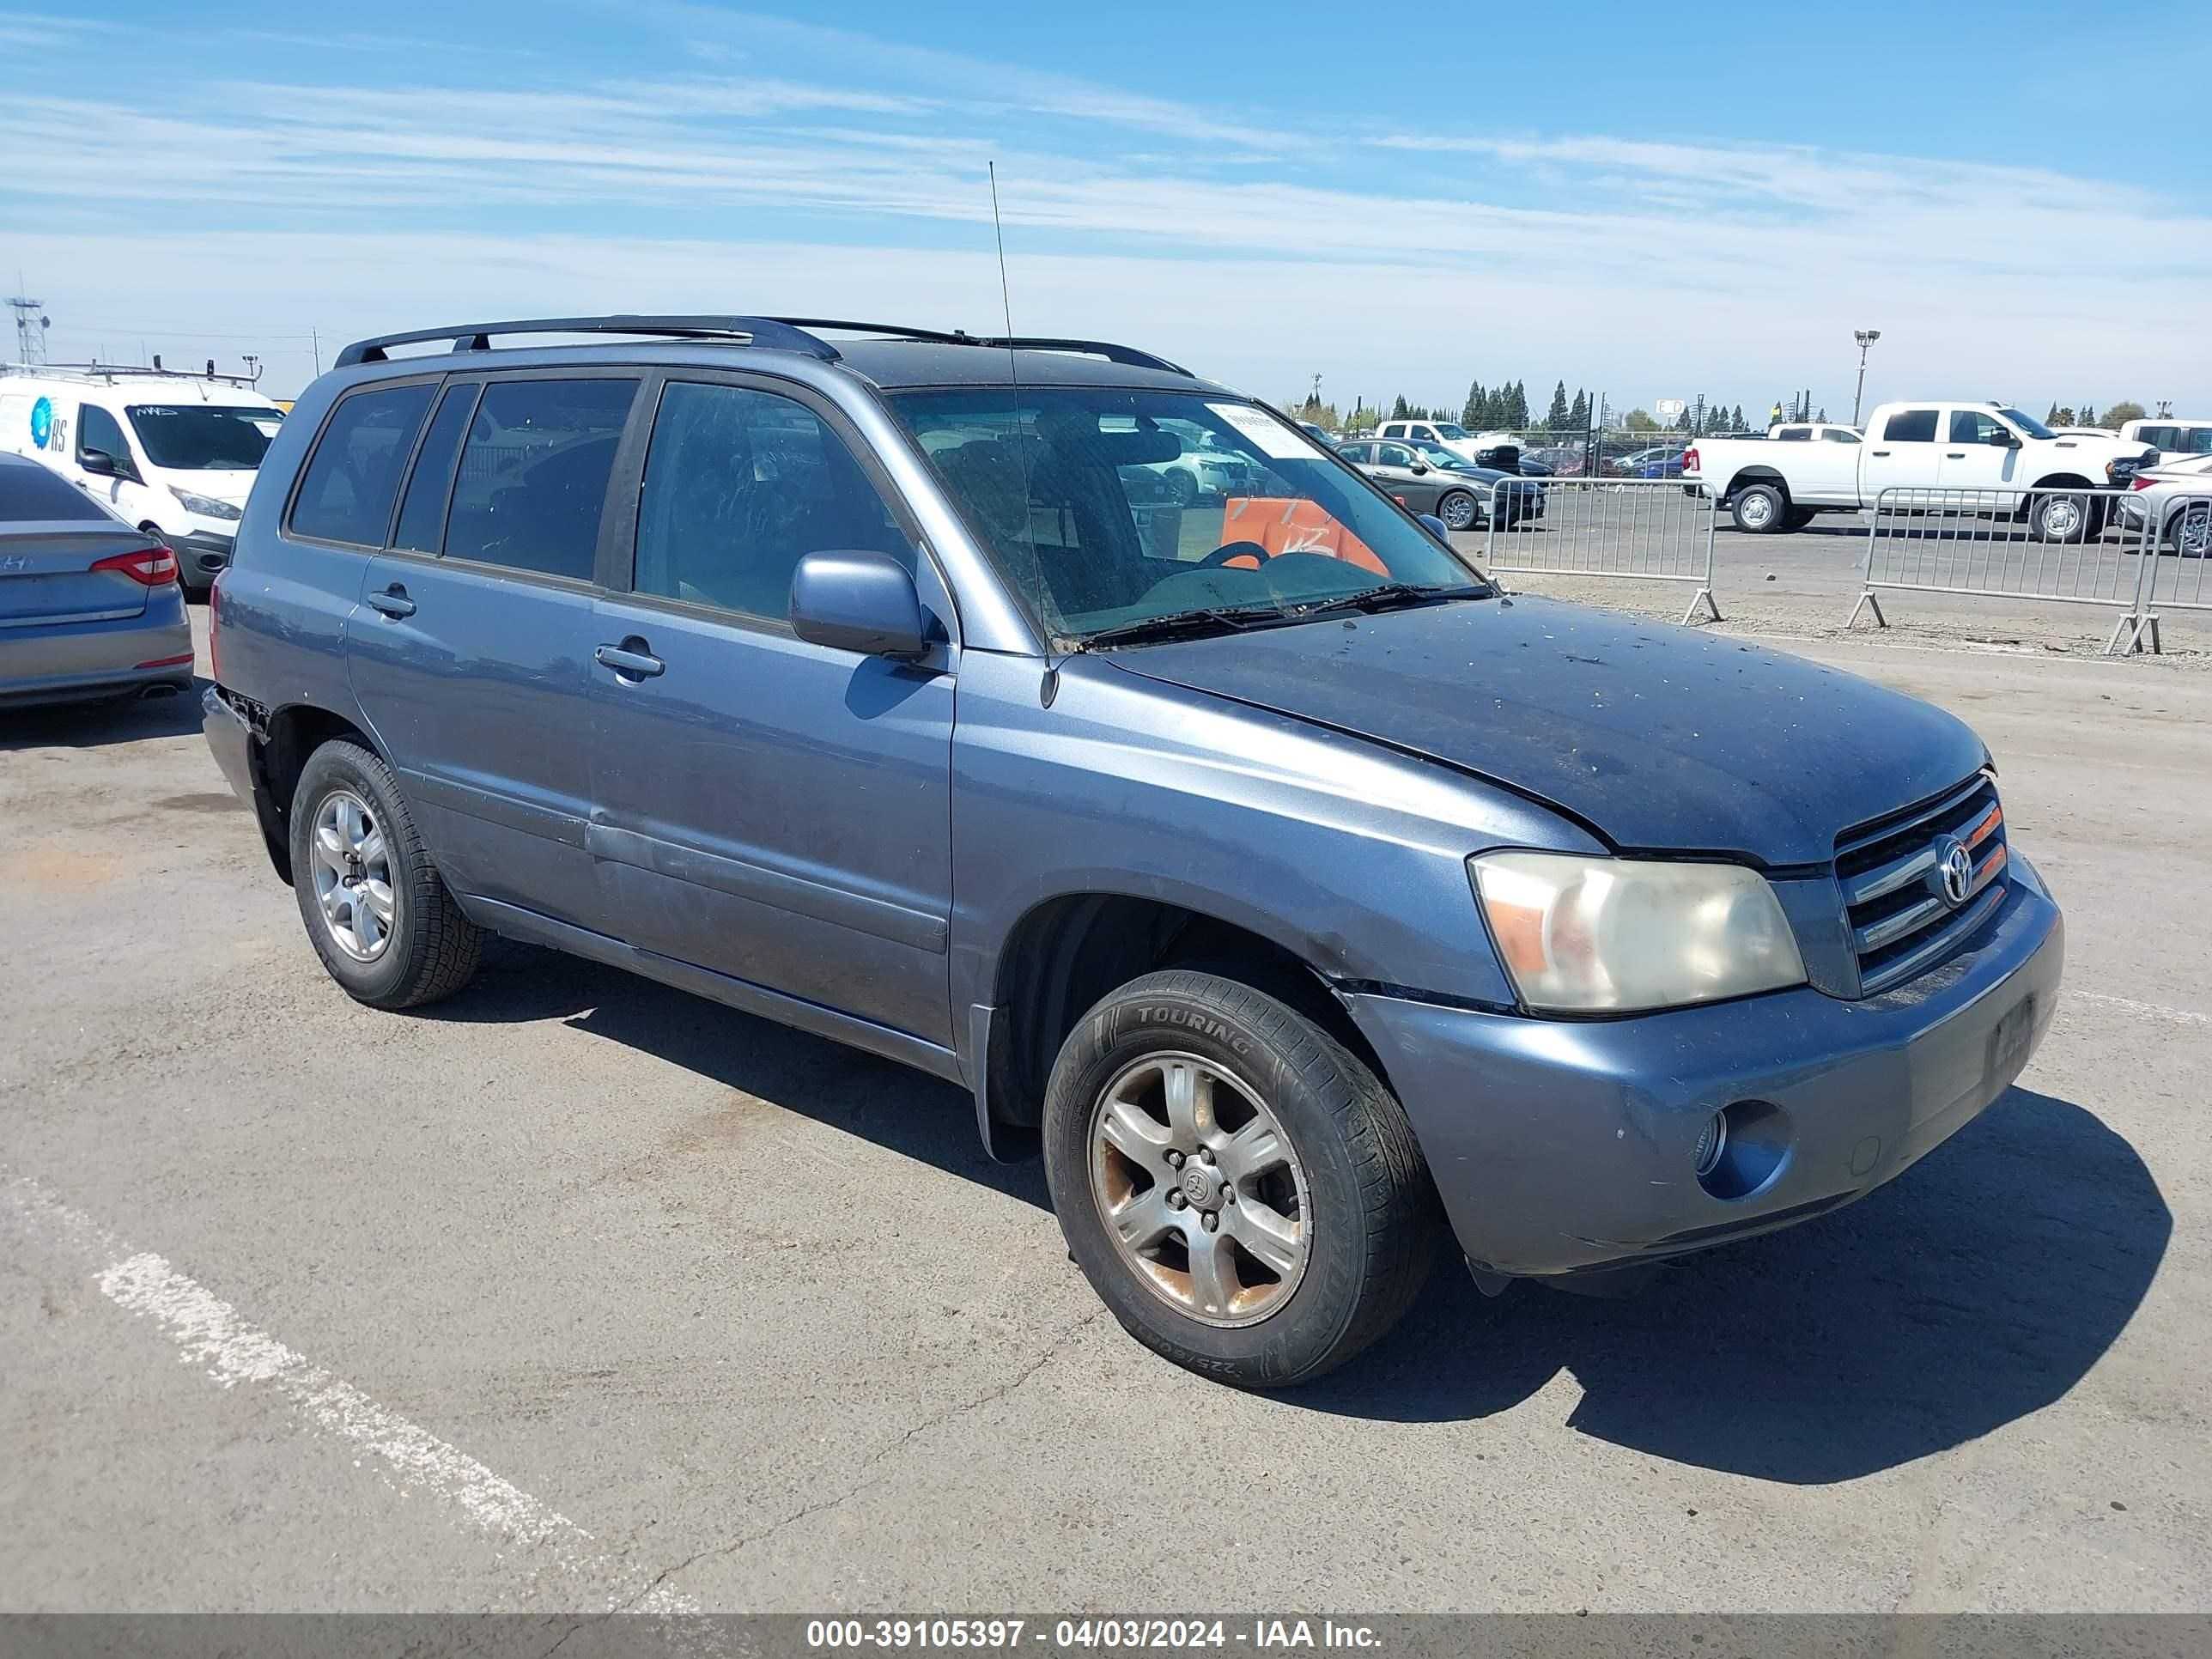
[1936,836,1975,908]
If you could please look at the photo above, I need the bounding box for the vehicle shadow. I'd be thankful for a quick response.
[412,952,2165,1481]
[1295,1086,2169,1482]
[425,942,1050,1212]
[0,674,208,751]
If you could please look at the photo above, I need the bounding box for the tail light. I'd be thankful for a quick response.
[1682,447,1701,475]
[2132,475,2159,491]
[90,544,178,586]
[208,574,223,683]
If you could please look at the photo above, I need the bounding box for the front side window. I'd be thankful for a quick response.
[443,378,637,580]
[892,387,1484,643]
[1949,410,2009,445]
[77,403,131,464]
[2184,428,2212,455]
[633,380,908,619]
[289,383,435,547]
[126,404,282,471]
[1883,408,1940,443]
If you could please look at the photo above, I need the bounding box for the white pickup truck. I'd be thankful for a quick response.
[1686,403,2159,541]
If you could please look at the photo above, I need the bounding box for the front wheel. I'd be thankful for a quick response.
[2167,501,2212,556]
[289,739,483,1009]
[1731,483,1787,533]
[1437,489,1479,532]
[2028,490,2100,544]
[1042,969,1440,1388]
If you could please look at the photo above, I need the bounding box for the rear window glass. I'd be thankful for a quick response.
[291,384,437,546]
[442,378,637,580]
[0,459,111,522]
[1883,409,1940,443]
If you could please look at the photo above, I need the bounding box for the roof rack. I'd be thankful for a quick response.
[769,319,1193,377]
[3,359,264,388]
[333,315,843,368]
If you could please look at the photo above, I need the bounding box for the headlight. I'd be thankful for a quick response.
[169,487,242,521]
[1469,851,1806,1013]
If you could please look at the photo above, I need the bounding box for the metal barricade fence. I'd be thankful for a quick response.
[1482,477,1720,625]
[2136,492,2212,653]
[1847,485,2159,655]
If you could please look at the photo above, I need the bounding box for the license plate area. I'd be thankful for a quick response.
[1985,993,2037,1085]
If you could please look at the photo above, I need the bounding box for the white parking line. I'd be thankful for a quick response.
[2,1170,696,1615]
[2067,989,2209,1027]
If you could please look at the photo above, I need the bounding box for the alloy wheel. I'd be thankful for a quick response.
[309,788,394,962]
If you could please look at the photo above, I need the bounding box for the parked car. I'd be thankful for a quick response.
[1686,403,2159,539]
[0,451,193,708]
[2117,453,2212,554]
[1297,421,1338,447]
[1607,443,1686,477]
[1375,419,1528,472]
[205,313,2063,1389]
[1132,420,1271,505]
[2120,416,2212,461]
[1332,439,1532,532]
[0,364,288,593]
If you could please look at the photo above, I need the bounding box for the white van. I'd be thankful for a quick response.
[2121,416,2212,461]
[0,365,287,592]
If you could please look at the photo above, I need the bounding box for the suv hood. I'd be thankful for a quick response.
[1105,597,1986,866]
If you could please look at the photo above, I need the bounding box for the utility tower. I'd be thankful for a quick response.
[7,290,50,367]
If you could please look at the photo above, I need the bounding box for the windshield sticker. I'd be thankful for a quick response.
[1207,402,1312,460]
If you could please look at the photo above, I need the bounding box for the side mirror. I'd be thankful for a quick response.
[1993,429,2022,448]
[79,447,118,477]
[789,549,930,659]
[1408,461,1429,475]
[1417,513,1452,542]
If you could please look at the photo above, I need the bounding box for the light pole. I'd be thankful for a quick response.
[1852,329,1881,426]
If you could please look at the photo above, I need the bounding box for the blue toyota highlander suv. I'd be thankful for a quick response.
[204,316,2063,1388]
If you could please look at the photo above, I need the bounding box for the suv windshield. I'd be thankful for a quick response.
[1995,408,2055,441]
[126,404,283,470]
[892,387,1486,643]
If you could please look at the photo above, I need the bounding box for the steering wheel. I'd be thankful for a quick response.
[1197,540,1270,570]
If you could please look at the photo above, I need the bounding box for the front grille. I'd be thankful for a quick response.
[1835,771,2009,995]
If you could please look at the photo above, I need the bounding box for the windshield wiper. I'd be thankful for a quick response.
[1071,603,1290,650]
[1288,581,1492,618]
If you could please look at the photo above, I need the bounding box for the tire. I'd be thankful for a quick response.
[1436,489,1478,532]
[1042,969,1440,1389]
[2167,501,2212,557]
[1784,507,1817,532]
[289,739,482,1009]
[1731,483,1786,533]
[2028,489,2099,544]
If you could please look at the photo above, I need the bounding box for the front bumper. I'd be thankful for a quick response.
[1346,859,2064,1277]
[168,530,237,586]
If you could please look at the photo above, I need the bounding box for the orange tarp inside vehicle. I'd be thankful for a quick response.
[1218,497,1387,574]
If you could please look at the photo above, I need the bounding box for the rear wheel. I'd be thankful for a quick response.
[289,739,482,1009]
[2167,501,2212,556]
[1784,506,1817,532]
[1731,483,1787,533]
[1437,489,1478,532]
[1042,969,1440,1389]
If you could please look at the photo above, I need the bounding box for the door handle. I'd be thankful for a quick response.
[368,585,416,618]
[595,641,665,679]
[1870,449,1891,457]
[1947,451,1966,459]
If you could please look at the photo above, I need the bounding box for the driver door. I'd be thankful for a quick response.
[1367,441,1443,513]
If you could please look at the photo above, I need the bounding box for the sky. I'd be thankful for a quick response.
[3,1,2208,415]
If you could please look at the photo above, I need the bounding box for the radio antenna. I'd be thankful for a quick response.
[990,162,1059,681]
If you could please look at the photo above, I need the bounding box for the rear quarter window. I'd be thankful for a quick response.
[289,383,438,547]
[0,459,112,522]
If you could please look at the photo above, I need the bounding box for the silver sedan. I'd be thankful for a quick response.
[1,452,195,709]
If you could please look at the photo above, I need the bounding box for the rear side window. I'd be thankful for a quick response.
[1883,409,1940,443]
[0,460,110,521]
[1822,428,1861,443]
[391,384,477,554]
[2136,425,2178,450]
[632,380,908,619]
[291,384,437,547]
[1775,427,1810,441]
[443,379,637,581]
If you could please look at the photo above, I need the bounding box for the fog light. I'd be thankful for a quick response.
[1692,1111,1728,1177]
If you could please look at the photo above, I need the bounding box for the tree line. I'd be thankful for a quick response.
[1291,379,1753,438]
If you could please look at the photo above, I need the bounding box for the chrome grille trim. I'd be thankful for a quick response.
[1836,770,2010,995]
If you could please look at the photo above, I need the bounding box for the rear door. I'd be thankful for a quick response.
[339,371,641,934]
[1863,407,1945,502]
[583,370,957,1044]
